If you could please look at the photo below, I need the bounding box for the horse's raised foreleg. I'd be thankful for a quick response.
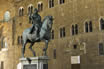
[43,40,48,56]
[29,43,36,56]
[22,41,27,57]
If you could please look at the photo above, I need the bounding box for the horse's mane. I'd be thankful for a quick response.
[42,16,49,23]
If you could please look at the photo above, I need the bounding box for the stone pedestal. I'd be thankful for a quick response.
[17,56,49,69]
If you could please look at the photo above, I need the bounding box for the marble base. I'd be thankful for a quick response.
[17,56,49,69]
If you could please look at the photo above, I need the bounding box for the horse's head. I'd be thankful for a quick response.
[45,16,54,30]
[39,16,53,40]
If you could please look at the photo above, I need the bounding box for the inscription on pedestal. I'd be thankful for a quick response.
[23,64,37,69]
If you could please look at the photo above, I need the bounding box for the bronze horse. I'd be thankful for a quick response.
[22,16,53,57]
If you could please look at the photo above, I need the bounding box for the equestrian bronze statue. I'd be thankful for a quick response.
[22,8,53,57]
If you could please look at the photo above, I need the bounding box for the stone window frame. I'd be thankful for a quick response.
[59,27,66,38]
[19,7,24,16]
[27,4,34,23]
[48,0,54,8]
[71,24,78,36]
[37,2,43,12]
[84,20,93,33]
[99,17,104,31]
[27,4,34,15]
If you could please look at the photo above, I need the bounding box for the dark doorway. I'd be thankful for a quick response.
[71,64,80,69]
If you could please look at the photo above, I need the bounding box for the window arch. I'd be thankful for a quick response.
[28,5,33,15]
[21,8,24,16]
[71,24,78,36]
[49,0,54,8]
[85,21,93,33]
[19,7,24,16]
[60,27,66,38]
[38,2,43,12]
[100,18,104,30]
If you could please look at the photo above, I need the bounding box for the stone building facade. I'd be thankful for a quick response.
[0,0,104,69]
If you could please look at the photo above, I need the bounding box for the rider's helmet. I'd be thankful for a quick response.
[34,8,38,14]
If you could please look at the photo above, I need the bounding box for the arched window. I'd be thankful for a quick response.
[85,21,93,33]
[75,24,78,34]
[28,5,33,14]
[89,21,93,32]
[49,0,54,8]
[85,22,88,33]
[71,24,78,35]
[21,8,24,16]
[41,3,43,11]
[38,4,41,12]
[60,27,66,38]
[52,0,54,7]
[38,2,43,12]
[100,18,104,30]
[19,7,24,16]
[19,9,21,16]
[72,25,74,35]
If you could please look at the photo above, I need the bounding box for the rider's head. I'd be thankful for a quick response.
[34,8,38,14]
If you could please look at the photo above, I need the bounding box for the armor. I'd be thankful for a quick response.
[29,8,42,36]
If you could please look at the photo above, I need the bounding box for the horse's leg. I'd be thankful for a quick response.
[43,40,48,56]
[29,43,36,56]
[22,41,27,57]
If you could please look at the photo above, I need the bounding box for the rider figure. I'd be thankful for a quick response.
[29,8,42,39]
